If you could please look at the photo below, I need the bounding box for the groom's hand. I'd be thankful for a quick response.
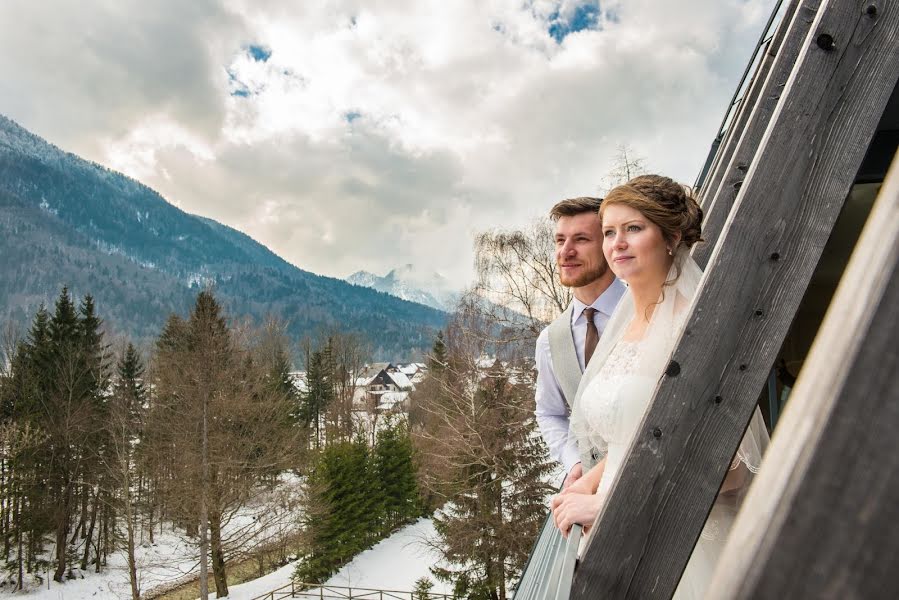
[562,462,583,490]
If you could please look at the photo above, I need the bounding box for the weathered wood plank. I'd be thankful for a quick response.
[571,2,899,599]
[695,0,820,268]
[706,152,899,600]
[698,0,802,209]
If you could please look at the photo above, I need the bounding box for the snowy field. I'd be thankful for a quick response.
[222,519,451,600]
[0,525,199,600]
[0,477,304,600]
[0,516,447,600]
[0,442,561,600]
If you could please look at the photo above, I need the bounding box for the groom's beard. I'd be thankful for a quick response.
[559,261,609,288]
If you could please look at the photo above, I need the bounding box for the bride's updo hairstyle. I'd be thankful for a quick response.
[600,174,703,253]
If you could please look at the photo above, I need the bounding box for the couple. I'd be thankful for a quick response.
[535,175,769,599]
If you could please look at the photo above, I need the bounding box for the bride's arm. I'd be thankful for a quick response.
[551,458,606,536]
[563,457,605,495]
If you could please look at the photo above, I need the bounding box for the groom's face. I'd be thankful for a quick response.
[555,212,608,288]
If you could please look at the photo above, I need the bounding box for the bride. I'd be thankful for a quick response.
[550,175,769,599]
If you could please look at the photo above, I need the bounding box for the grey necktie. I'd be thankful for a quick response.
[583,307,599,367]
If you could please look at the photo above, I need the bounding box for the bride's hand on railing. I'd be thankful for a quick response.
[562,456,605,496]
[551,490,603,538]
[561,472,594,496]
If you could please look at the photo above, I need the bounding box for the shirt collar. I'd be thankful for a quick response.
[570,278,627,324]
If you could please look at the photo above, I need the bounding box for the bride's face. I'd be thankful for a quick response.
[601,204,671,285]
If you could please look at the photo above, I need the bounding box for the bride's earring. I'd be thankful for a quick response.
[667,247,673,256]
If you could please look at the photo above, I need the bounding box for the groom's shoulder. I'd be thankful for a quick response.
[536,325,550,349]
[538,306,569,354]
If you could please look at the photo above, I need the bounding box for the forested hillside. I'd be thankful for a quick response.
[0,114,446,359]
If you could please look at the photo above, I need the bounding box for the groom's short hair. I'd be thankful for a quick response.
[549,196,602,221]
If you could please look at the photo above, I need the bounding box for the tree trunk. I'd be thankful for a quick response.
[71,482,89,543]
[15,491,23,591]
[95,502,104,573]
[1,458,7,560]
[199,394,209,600]
[26,525,35,574]
[137,472,145,545]
[125,484,140,600]
[53,482,72,582]
[80,486,98,570]
[104,505,114,566]
[210,512,228,598]
[147,481,155,545]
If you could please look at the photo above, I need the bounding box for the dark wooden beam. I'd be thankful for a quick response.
[694,0,820,268]
[706,155,899,600]
[698,0,802,209]
[571,2,899,599]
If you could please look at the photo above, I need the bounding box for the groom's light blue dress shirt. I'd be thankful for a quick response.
[534,278,626,474]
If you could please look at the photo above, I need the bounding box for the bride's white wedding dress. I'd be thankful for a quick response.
[570,250,769,599]
[580,338,757,598]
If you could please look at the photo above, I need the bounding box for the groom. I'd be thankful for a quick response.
[535,197,626,489]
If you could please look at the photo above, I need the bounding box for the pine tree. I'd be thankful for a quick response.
[296,444,345,582]
[296,433,389,584]
[78,295,110,407]
[115,344,146,428]
[414,576,435,600]
[429,331,448,372]
[18,306,54,580]
[375,418,419,532]
[157,313,188,353]
[1,308,53,587]
[420,349,554,600]
[75,294,111,574]
[44,287,109,582]
[300,348,333,448]
[339,436,377,554]
[107,344,146,600]
[256,321,301,481]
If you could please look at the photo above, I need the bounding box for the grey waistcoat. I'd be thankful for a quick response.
[547,304,598,470]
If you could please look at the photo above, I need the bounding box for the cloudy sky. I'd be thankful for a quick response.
[0,0,776,288]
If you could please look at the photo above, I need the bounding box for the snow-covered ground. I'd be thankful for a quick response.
[0,514,447,600]
[0,525,198,600]
[0,476,304,600]
[221,519,451,600]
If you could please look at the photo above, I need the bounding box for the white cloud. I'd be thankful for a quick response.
[0,0,776,288]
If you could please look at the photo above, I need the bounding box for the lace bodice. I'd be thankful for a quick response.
[578,337,765,542]
[580,340,657,496]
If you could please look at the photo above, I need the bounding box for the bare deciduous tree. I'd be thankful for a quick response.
[600,143,648,194]
[148,293,301,599]
[473,218,571,342]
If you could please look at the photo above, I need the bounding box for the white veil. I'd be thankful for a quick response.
[569,248,769,511]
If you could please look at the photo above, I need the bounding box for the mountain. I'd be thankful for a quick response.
[346,264,459,311]
[0,114,447,360]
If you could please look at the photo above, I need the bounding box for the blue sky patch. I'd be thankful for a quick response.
[247,44,272,62]
[227,68,252,98]
[548,2,601,43]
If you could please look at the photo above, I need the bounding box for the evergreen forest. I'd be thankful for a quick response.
[0,214,558,600]
[0,287,423,599]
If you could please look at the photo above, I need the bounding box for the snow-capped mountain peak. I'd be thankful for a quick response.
[347,265,458,311]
